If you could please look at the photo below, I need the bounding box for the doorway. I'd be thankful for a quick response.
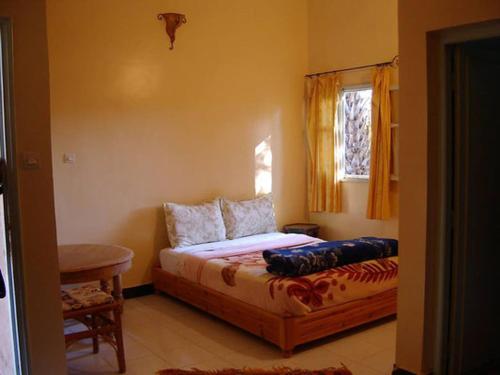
[0,18,28,375]
[444,36,500,375]
[428,26,500,375]
[0,199,16,374]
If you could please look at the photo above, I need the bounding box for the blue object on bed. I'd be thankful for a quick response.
[262,237,398,277]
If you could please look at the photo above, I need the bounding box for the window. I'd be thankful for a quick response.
[340,87,372,179]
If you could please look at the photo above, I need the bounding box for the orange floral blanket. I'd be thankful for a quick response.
[174,234,398,316]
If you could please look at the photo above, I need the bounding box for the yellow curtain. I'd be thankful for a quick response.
[367,66,391,219]
[306,74,342,213]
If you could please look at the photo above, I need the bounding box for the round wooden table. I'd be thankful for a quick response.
[58,244,134,300]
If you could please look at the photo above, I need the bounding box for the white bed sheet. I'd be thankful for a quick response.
[159,232,288,275]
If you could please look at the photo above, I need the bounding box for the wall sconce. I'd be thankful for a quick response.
[157,13,187,50]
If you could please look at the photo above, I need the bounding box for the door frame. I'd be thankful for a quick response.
[0,17,31,375]
[426,19,500,374]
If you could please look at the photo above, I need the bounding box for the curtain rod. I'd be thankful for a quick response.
[305,55,399,78]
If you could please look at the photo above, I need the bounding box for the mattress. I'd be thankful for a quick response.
[159,232,289,274]
[159,232,398,317]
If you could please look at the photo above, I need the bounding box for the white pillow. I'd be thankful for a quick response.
[163,199,226,248]
[221,194,277,240]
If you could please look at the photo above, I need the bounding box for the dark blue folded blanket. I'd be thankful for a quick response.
[262,237,398,277]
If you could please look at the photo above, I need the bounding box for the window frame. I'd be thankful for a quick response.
[338,84,373,182]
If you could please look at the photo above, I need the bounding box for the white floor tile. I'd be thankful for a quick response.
[117,354,171,375]
[323,333,383,360]
[181,356,234,370]
[100,333,153,364]
[64,294,396,374]
[360,347,395,374]
[66,352,115,375]
[289,347,349,370]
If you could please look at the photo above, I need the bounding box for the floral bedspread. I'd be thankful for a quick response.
[176,234,398,316]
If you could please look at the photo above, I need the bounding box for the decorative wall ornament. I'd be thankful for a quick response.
[157,13,187,50]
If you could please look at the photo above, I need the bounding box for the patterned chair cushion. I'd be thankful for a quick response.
[61,285,114,312]
[163,199,226,248]
[221,194,277,239]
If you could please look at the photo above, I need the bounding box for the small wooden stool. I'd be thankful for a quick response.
[62,285,126,373]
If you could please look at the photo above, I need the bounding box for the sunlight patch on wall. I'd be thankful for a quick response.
[255,136,272,195]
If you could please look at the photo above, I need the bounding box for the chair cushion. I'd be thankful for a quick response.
[62,285,114,312]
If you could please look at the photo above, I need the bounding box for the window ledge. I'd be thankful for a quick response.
[341,176,399,182]
[342,176,369,183]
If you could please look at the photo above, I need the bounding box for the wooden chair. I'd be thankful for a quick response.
[62,285,126,373]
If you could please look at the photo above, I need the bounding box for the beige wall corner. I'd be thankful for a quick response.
[307,0,399,240]
[0,1,67,374]
[397,0,500,373]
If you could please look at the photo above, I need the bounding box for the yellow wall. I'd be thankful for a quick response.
[397,1,500,373]
[47,0,308,288]
[307,0,399,241]
[0,1,67,373]
[308,0,398,74]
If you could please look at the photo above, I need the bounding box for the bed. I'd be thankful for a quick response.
[152,232,398,356]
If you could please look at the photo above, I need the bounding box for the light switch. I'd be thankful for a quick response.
[63,153,76,164]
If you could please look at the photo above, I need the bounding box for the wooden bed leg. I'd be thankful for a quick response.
[281,317,295,358]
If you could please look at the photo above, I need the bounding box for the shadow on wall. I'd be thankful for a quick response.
[153,206,169,255]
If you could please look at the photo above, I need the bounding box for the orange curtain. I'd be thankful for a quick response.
[367,66,391,219]
[306,74,342,213]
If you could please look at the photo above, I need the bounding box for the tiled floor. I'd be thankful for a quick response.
[66,294,396,375]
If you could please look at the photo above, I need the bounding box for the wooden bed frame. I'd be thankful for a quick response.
[152,266,397,357]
